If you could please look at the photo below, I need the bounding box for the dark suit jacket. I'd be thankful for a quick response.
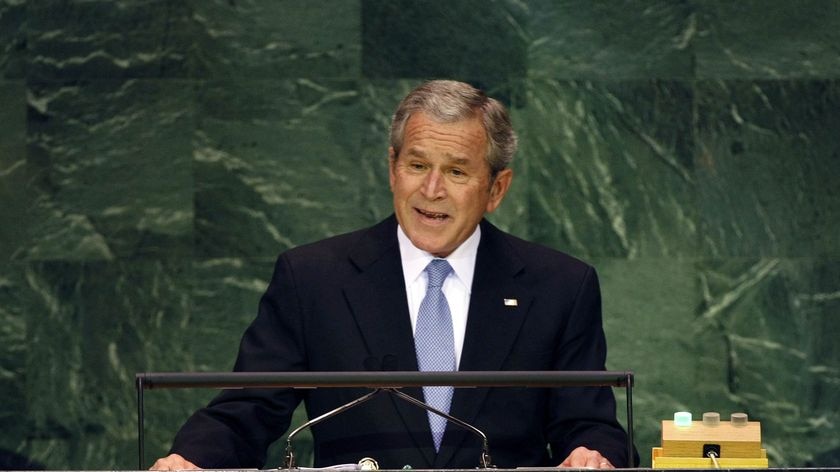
[171,215,634,469]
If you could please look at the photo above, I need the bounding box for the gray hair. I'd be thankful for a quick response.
[389,80,518,176]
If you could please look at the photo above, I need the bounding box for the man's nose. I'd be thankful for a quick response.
[421,169,446,199]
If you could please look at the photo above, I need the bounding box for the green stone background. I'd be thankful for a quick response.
[1,0,839,469]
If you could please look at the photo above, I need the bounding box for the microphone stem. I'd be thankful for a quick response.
[285,389,382,468]
[384,388,492,468]
[283,387,494,469]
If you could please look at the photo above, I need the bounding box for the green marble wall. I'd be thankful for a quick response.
[1,0,839,469]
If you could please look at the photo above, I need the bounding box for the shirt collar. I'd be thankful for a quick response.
[397,224,481,292]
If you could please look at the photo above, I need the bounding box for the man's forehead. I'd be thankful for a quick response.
[403,113,486,146]
[406,111,484,133]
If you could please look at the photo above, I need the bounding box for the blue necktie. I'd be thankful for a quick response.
[414,259,455,451]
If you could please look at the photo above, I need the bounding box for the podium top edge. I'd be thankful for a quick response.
[135,370,635,390]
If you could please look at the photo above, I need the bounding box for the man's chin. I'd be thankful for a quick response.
[410,236,454,258]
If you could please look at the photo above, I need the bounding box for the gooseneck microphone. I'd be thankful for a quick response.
[387,387,493,468]
[283,387,493,469]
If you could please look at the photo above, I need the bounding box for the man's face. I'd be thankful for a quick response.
[389,112,513,258]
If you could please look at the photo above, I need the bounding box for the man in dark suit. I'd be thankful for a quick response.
[152,80,634,470]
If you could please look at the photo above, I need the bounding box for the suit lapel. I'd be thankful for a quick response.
[434,220,532,468]
[341,216,436,467]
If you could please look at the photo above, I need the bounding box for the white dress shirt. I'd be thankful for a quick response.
[397,225,480,369]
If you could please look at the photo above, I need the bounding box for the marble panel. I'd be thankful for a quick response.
[485,80,530,237]
[0,80,28,262]
[694,0,840,79]
[12,259,195,469]
[147,257,313,468]
[0,0,27,78]
[597,257,702,467]
[527,0,696,79]
[187,258,274,369]
[194,79,375,257]
[362,0,527,80]
[693,258,840,466]
[356,79,414,224]
[189,0,361,78]
[144,257,313,468]
[26,0,197,80]
[21,79,194,260]
[696,80,840,257]
[521,79,697,259]
[599,257,840,467]
[0,263,31,459]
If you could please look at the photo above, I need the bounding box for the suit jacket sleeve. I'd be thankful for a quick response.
[546,265,636,467]
[169,253,306,468]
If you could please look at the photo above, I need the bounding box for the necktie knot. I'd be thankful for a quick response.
[426,259,452,288]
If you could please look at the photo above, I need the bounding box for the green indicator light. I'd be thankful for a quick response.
[674,411,692,427]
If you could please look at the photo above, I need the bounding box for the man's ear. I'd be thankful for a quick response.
[486,168,513,213]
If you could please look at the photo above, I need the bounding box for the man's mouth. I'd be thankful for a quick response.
[415,208,450,220]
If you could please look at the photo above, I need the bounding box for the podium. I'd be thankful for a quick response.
[135,371,635,469]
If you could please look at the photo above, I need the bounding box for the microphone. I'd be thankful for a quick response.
[283,386,494,469]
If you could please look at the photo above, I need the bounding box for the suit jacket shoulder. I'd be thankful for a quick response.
[479,218,594,280]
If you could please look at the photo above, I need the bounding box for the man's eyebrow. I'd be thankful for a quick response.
[403,147,470,164]
[404,147,427,158]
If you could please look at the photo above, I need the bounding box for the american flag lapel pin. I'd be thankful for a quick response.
[503,298,518,307]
